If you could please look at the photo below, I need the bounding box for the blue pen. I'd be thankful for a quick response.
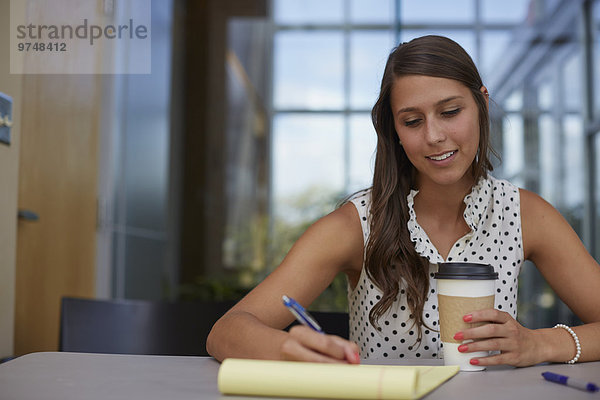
[542,371,599,392]
[282,295,324,333]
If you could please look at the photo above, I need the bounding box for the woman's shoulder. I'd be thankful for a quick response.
[310,198,364,239]
[518,187,557,219]
[300,200,364,274]
[516,186,573,260]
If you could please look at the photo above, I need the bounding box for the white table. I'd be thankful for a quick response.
[1,352,599,399]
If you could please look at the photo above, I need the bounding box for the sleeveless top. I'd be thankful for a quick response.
[347,175,524,360]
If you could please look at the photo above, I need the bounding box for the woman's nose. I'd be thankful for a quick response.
[423,119,446,144]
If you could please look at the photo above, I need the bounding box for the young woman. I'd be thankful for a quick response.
[206,35,600,367]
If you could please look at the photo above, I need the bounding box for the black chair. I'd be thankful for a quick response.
[59,297,236,356]
[286,311,349,339]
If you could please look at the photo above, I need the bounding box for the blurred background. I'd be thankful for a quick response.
[1,0,599,357]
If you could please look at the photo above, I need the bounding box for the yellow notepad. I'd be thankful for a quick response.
[218,358,459,400]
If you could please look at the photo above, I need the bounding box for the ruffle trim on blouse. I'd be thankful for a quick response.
[462,176,492,232]
[406,176,491,263]
[407,189,444,264]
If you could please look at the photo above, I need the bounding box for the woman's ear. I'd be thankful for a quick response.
[480,86,489,107]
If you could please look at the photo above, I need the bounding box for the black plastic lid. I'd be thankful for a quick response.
[433,262,498,280]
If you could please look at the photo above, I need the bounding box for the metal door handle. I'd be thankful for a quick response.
[18,210,39,221]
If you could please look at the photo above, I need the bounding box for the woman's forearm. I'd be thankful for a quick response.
[206,310,289,362]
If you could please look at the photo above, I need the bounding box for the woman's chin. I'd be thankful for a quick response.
[418,169,475,188]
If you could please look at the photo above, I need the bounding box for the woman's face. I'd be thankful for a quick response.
[390,74,482,189]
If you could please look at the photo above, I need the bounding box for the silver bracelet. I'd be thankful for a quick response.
[553,324,581,364]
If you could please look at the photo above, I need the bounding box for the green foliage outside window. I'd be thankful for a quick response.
[180,186,351,312]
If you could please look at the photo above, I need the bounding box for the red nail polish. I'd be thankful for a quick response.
[354,352,360,363]
[463,314,473,322]
[458,344,468,352]
[470,358,479,365]
[453,332,464,340]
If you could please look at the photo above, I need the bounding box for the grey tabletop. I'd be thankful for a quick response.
[0,352,598,399]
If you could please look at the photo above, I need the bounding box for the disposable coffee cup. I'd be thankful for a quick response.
[434,262,498,371]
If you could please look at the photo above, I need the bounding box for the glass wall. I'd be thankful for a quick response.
[271,1,530,223]
[97,0,174,300]
[269,0,600,324]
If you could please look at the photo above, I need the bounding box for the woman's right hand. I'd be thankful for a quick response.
[280,325,361,364]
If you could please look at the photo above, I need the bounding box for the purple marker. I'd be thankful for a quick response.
[542,371,599,392]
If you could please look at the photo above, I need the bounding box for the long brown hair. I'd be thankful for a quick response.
[366,35,496,343]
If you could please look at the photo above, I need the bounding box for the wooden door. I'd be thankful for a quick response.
[14,73,101,355]
[11,0,114,355]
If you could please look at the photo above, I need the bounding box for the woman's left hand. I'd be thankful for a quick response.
[454,308,544,367]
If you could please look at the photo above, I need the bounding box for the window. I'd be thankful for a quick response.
[271,0,530,225]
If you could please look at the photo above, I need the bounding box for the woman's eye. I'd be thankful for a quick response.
[404,119,421,127]
[442,108,461,117]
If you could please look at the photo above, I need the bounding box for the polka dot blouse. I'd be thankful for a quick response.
[347,175,524,360]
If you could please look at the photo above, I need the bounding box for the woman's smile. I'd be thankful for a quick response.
[426,150,457,162]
